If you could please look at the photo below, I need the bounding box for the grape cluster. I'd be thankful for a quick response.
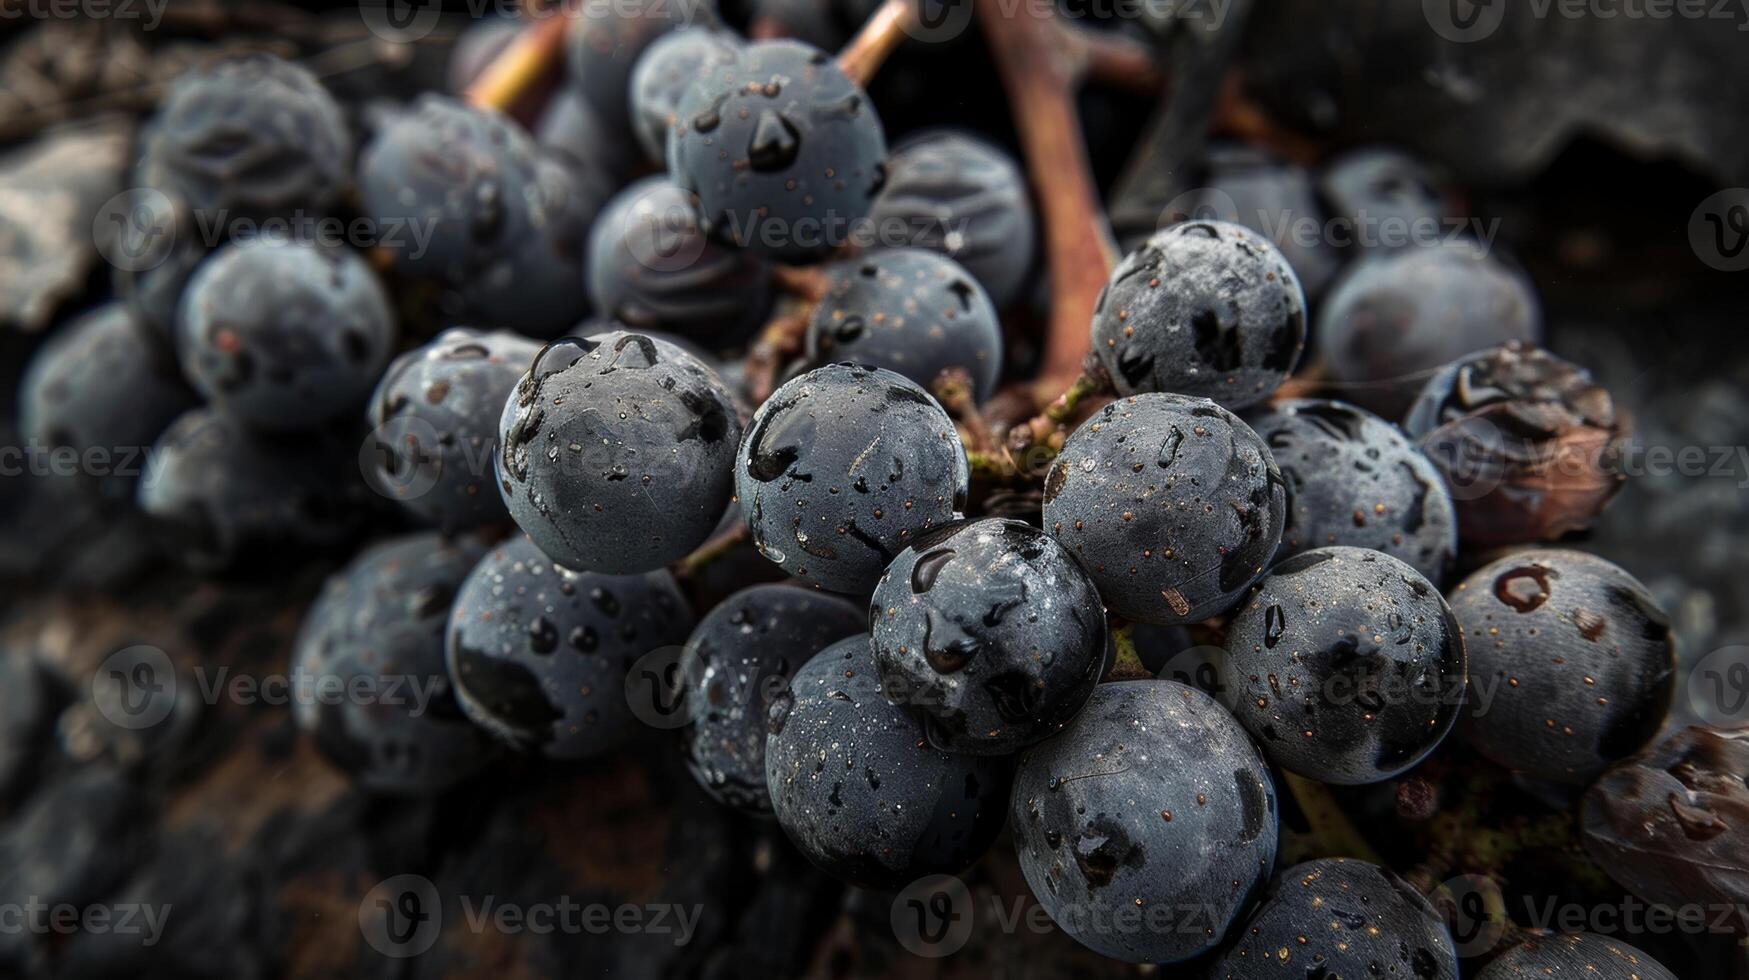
[7,14,1713,979]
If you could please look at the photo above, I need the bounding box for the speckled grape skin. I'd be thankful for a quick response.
[1450,550,1676,785]
[1091,220,1305,410]
[629,28,740,165]
[735,363,969,595]
[139,53,351,218]
[497,331,742,574]
[19,303,196,502]
[137,408,368,573]
[1211,858,1458,979]
[176,238,395,432]
[869,519,1105,755]
[446,535,694,759]
[764,636,1012,889]
[292,532,498,795]
[1476,933,1678,980]
[669,40,888,260]
[1220,547,1466,785]
[805,249,1003,402]
[1010,680,1278,964]
[585,177,773,341]
[368,328,542,532]
[1317,239,1543,419]
[1248,399,1457,585]
[1042,393,1286,625]
[865,130,1036,309]
[680,584,864,813]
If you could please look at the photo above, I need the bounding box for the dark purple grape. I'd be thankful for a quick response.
[368,327,542,532]
[1221,547,1466,784]
[1211,858,1458,978]
[1476,933,1677,980]
[565,0,704,130]
[536,87,644,182]
[137,408,368,573]
[585,177,773,342]
[176,238,395,432]
[1010,680,1278,963]
[865,129,1036,309]
[1317,146,1453,252]
[497,331,742,574]
[1317,239,1542,419]
[1450,549,1675,785]
[1042,393,1286,625]
[679,584,864,813]
[292,531,499,794]
[805,248,1002,402]
[139,53,351,218]
[735,363,969,595]
[1247,398,1457,584]
[446,535,694,759]
[19,303,195,502]
[1183,144,1339,298]
[669,40,888,260]
[870,518,1105,755]
[1091,220,1306,409]
[764,635,1012,889]
[628,27,740,165]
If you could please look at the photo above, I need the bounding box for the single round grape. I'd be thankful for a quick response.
[585,177,773,342]
[1317,239,1542,419]
[1247,398,1457,585]
[1011,680,1278,963]
[1317,146,1452,252]
[176,238,395,432]
[1043,393,1286,625]
[865,129,1036,309]
[670,40,888,260]
[446,535,694,759]
[1091,220,1305,410]
[368,328,542,532]
[805,248,1002,402]
[137,408,368,573]
[679,584,864,813]
[735,363,969,595]
[19,303,196,502]
[292,532,499,794]
[870,518,1105,755]
[1211,858,1458,978]
[1476,933,1677,980]
[1450,549,1676,785]
[764,635,1012,889]
[565,0,703,129]
[139,53,351,217]
[1220,547,1466,784]
[1184,144,1339,298]
[497,331,742,574]
[628,27,740,165]
[358,95,599,337]
[537,87,643,182]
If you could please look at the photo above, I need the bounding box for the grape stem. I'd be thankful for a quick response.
[464,3,572,112]
[1007,358,1113,458]
[743,306,815,405]
[771,264,833,302]
[675,524,751,578]
[1282,772,1385,865]
[1102,623,1150,681]
[836,0,913,85]
[932,368,994,453]
[1062,21,1166,95]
